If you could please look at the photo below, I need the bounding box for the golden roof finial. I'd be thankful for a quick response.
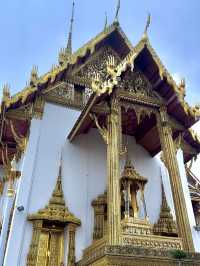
[178,78,186,98]
[2,84,10,102]
[30,65,38,86]
[104,11,108,31]
[142,13,151,40]
[114,0,120,23]
[58,48,65,66]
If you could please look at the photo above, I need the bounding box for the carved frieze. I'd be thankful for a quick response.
[122,235,182,250]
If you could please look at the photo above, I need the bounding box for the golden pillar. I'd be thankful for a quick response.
[157,107,194,252]
[92,203,105,240]
[67,223,76,266]
[107,98,121,245]
[27,220,43,266]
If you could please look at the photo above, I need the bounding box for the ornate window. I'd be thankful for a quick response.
[27,166,80,266]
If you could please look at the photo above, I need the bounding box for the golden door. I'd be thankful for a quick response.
[36,230,64,266]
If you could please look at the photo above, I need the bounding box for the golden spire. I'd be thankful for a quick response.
[142,13,151,40]
[49,160,64,205]
[28,159,81,225]
[114,0,120,23]
[104,11,108,31]
[66,1,75,55]
[59,1,75,66]
[153,178,178,236]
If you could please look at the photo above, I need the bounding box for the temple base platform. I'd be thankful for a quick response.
[77,239,200,266]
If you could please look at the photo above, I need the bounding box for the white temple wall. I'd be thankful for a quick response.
[18,102,82,266]
[191,121,200,179]
[177,149,200,252]
[0,146,24,223]
[124,136,176,223]
[0,180,8,225]
[3,118,43,266]
[0,166,7,220]
[4,102,179,265]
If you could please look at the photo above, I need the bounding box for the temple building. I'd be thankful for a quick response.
[1,1,200,265]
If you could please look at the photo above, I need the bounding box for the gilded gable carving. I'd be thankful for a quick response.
[83,87,93,106]
[47,82,74,101]
[75,46,120,82]
[44,82,84,109]
[118,69,159,100]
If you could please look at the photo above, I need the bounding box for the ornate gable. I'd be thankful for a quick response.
[74,46,121,83]
[117,68,163,105]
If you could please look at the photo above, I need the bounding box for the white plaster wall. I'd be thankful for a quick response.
[3,118,43,266]
[0,164,8,223]
[190,121,200,179]
[0,154,24,225]
[177,149,200,252]
[7,102,177,265]
[123,137,175,223]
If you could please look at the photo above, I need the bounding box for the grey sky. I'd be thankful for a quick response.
[0,0,199,105]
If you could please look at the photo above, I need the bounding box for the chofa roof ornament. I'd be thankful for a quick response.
[114,0,121,23]
[142,13,151,41]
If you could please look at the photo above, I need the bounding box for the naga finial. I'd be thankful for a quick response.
[178,78,186,98]
[30,65,38,86]
[114,0,120,23]
[2,84,10,102]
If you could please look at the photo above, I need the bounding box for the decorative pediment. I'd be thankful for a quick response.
[117,69,162,104]
[44,81,84,109]
[74,46,121,83]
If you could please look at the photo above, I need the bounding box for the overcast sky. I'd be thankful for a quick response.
[0,0,199,105]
